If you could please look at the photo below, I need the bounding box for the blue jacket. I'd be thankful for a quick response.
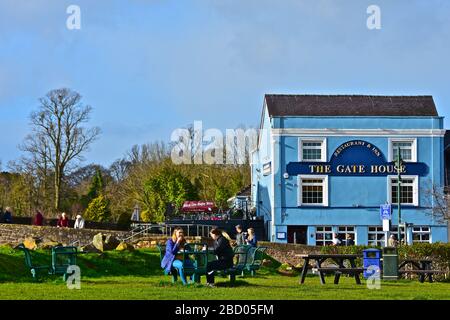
[161,239,180,273]
[246,236,257,247]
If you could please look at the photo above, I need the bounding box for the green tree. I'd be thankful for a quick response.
[84,194,110,222]
[81,169,104,208]
[141,167,197,222]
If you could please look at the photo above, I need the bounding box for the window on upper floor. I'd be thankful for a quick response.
[389,138,417,162]
[298,175,329,207]
[299,138,327,162]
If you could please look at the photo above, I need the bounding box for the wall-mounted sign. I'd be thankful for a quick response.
[277,232,286,240]
[286,140,428,177]
[263,162,272,176]
[380,204,392,220]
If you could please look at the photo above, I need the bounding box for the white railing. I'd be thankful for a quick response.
[118,223,214,243]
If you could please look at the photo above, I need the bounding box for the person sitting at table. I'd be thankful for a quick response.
[205,228,234,287]
[331,232,341,246]
[245,228,258,247]
[345,233,355,246]
[388,234,399,247]
[161,227,193,285]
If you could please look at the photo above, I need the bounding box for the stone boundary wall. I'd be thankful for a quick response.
[0,223,128,247]
[259,241,323,266]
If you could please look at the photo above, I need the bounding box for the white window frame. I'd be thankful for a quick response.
[299,138,327,162]
[368,226,385,247]
[387,175,419,207]
[315,226,333,246]
[298,175,329,207]
[337,226,356,245]
[388,138,417,162]
[412,226,431,243]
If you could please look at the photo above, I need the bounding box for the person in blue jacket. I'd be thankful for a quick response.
[161,227,193,285]
[245,228,257,247]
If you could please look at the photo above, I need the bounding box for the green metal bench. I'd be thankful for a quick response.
[244,246,267,276]
[213,245,251,282]
[51,246,78,281]
[16,244,79,280]
[16,244,52,279]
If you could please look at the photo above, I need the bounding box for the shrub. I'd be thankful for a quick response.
[84,195,111,222]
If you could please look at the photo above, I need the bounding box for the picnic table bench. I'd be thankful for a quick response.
[398,259,443,283]
[156,243,267,284]
[16,244,79,280]
[238,246,267,276]
[299,254,363,285]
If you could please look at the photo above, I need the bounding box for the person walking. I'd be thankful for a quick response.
[33,210,44,226]
[74,214,85,229]
[2,207,12,223]
[205,228,234,287]
[235,225,245,246]
[57,212,69,228]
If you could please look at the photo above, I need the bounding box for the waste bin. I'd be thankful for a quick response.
[382,247,398,280]
[363,249,382,279]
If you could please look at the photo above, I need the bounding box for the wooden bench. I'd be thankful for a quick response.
[312,267,364,284]
[398,270,444,283]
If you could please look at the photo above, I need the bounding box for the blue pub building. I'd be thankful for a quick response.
[251,94,448,245]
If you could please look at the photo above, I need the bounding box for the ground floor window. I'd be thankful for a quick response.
[368,226,385,246]
[337,226,355,245]
[412,226,431,243]
[315,226,333,246]
[391,226,406,243]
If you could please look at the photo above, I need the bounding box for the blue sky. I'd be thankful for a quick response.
[0,0,449,167]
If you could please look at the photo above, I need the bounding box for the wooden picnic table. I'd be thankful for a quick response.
[298,254,363,285]
[398,259,440,283]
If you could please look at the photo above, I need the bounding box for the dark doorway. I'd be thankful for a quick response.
[287,226,307,244]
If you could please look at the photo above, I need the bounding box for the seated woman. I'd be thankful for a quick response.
[161,227,193,285]
[205,228,234,287]
[245,228,258,247]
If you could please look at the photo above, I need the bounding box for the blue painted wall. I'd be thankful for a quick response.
[252,105,448,245]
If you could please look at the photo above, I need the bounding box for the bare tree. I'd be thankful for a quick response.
[20,88,100,212]
[423,183,449,223]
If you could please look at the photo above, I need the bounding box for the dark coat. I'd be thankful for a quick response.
[235,232,245,246]
[213,235,234,262]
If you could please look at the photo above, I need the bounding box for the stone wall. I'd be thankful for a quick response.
[259,241,323,266]
[0,223,128,247]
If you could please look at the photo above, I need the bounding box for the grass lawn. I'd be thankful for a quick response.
[0,246,449,300]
